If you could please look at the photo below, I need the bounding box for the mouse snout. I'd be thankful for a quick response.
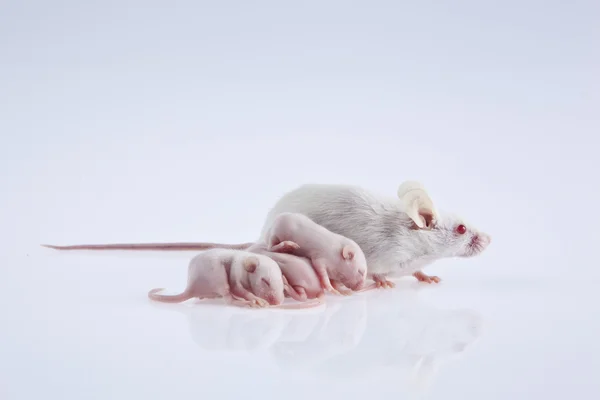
[343,271,366,291]
[265,291,283,305]
[472,232,491,249]
[481,233,491,246]
[350,278,365,291]
[465,232,491,257]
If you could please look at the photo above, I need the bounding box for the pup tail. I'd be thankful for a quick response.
[353,282,379,293]
[274,297,325,309]
[147,288,193,303]
[41,242,255,251]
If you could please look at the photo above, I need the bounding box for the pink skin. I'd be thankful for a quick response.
[370,272,439,288]
[41,242,254,251]
[147,249,322,310]
[372,274,397,288]
[357,273,441,293]
[413,271,441,284]
[247,242,329,301]
[264,212,367,295]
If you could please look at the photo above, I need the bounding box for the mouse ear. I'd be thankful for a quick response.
[341,244,355,260]
[243,256,259,273]
[397,180,438,229]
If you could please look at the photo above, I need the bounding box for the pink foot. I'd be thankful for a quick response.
[282,274,309,301]
[284,285,308,301]
[321,276,342,295]
[372,274,395,289]
[293,286,307,299]
[224,294,257,308]
[269,240,300,254]
[331,279,353,296]
[313,259,342,295]
[372,275,396,289]
[229,288,270,308]
[413,271,441,284]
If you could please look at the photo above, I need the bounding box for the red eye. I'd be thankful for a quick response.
[456,224,467,235]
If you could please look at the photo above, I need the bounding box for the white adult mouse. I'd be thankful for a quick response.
[258,181,491,287]
[41,181,491,288]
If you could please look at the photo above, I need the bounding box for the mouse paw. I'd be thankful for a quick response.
[323,282,342,296]
[225,295,260,309]
[252,298,270,307]
[372,274,396,289]
[269,240,300,254]
[413,271,441,284]
[285,285,308,301]
[331,280,353,296]
[293,286,308,300]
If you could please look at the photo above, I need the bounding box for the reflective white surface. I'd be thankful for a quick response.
[1,1,599,399]
[2,252,599,399]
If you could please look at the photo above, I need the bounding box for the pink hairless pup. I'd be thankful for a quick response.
[148,248,323,309]
[263,212,368,295]
[247,241,335,300]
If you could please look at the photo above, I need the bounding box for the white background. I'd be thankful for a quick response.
[1,1,599,399]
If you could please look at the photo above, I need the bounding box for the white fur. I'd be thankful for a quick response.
[259,183,491,279]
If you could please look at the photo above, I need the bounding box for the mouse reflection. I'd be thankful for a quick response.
[150,280,483,392]
[294,285,484,394]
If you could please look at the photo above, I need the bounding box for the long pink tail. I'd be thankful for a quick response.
[41,242,254,251]
[274,297,325,309]
[357,282,378,292]
[148,288,194,303]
